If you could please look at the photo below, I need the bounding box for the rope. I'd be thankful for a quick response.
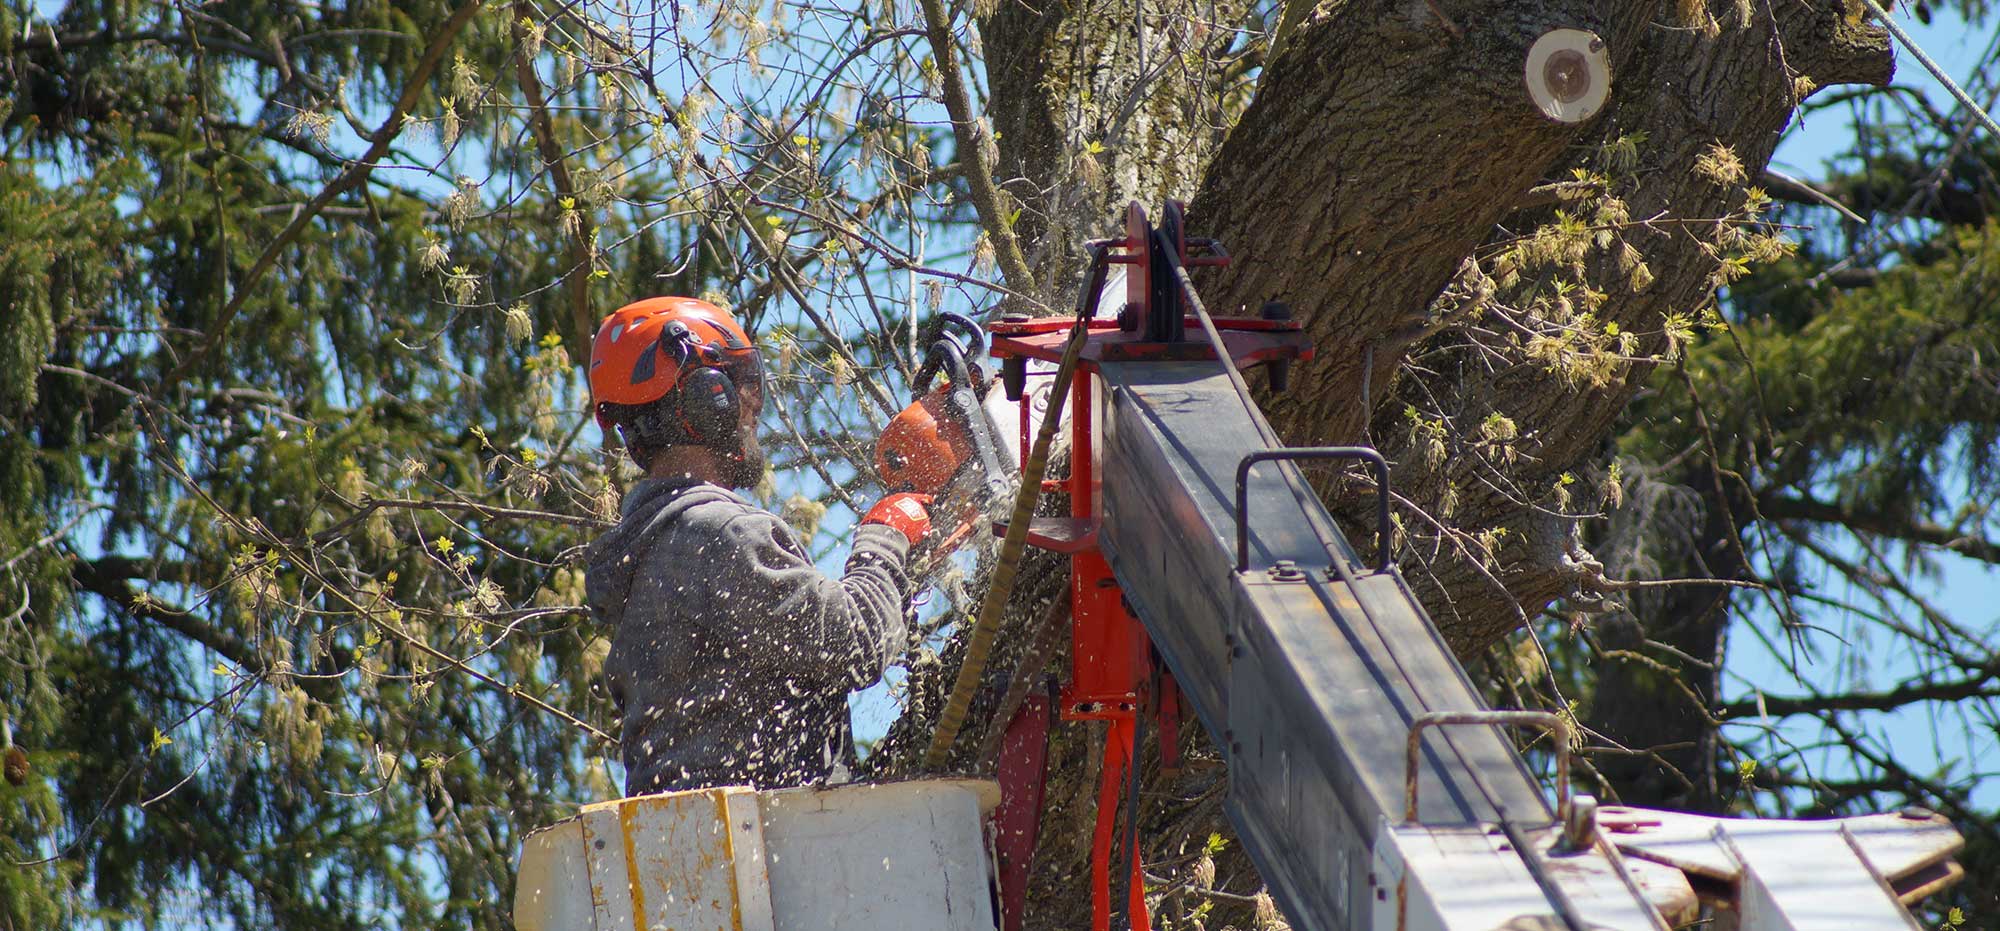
[923,298,1096,770]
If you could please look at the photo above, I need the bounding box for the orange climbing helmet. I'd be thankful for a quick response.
[588,297,764,444]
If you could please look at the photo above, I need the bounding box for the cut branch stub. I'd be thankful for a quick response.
[1525,28,1610,123]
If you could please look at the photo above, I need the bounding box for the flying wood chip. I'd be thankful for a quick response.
[1526,28,1611,123]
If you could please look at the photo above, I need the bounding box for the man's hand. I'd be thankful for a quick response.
[861,493,934,545]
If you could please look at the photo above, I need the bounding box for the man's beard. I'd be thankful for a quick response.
[720,429,767,489]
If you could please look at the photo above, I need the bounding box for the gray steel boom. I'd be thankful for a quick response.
[989,201,1965,931]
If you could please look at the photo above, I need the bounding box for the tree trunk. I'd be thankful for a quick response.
[1584,462,1752,811]
[981,0,1255,294]
[1369,1,1889,656]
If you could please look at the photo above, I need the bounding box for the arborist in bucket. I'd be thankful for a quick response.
[583,296,936,794]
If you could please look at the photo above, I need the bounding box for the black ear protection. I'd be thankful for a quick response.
[656,321,740,446]
[677,365,739,443]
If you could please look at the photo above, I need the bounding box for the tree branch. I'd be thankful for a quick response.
[311,495,612,545]
[1720,666,2000,719]
[1760,168,1869,225]
[68,558,262,676]
[511,4,599,351]
[160,0,488,389]
[1759,492,2000,565]
[1513,178,1606,211]
[917,0,1034,298]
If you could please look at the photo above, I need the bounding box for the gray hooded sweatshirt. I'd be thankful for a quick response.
[586,477,914,794]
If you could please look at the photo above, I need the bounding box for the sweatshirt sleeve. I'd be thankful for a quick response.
[712,510,915,688]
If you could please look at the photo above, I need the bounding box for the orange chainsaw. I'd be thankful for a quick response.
[875,312,1013,568]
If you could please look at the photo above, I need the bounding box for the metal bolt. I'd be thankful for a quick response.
[1558,793,1598,854]
[1268,559,1304,581]
[1900,806,1939,821]
[1002,313,1031,323]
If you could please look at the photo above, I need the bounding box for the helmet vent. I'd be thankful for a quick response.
[629,342,657,384]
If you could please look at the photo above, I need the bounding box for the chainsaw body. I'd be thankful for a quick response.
[876,313,1014,562]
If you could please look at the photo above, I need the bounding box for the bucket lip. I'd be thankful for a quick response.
[763,776,1002,815]
[535,776,1004,835]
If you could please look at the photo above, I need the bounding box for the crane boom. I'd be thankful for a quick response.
[983,201,1963,931]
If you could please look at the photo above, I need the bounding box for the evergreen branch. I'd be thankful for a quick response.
[0,505,105,573]
[1718,665,2000,720]
[1758,492,2000,565]
[67,560,261,679]
[41,363,203,435]
[17,28,337,97]
[160,0,489,390]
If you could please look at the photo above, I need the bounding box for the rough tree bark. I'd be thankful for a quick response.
[895,1,1897,926]
[1190,0,1891,653]
[981,0,1256,292]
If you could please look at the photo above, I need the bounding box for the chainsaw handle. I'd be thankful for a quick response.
[910,311,988,394]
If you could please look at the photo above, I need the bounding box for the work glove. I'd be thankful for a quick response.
[861,493,934,545]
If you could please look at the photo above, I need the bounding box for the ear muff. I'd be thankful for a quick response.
[676,366,739,443]
[645,321,739,446]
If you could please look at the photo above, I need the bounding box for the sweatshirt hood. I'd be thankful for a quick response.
[584,478,741,630]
